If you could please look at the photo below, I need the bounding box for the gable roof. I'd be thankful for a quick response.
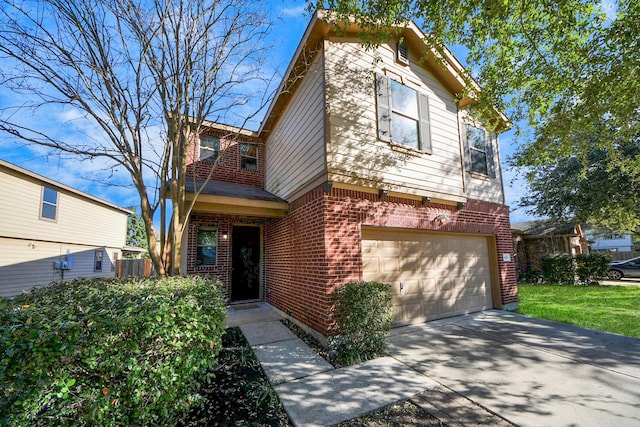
[0,158,131,215]
[258,10,509,137]
[512,220,582,237]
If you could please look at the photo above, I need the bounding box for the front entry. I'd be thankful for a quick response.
[231,225,261,301]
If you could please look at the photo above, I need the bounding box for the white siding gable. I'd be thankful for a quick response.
[265,51,327,200]
[324,38,469,202]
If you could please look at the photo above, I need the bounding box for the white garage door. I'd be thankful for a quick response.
[362,227,494,325]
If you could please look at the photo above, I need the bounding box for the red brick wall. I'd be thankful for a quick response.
[265,187,331,335]
[186,131,265,188]
[187,214,268,300]
[266,184,518,337]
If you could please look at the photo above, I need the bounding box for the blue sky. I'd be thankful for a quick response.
[0,0,532,223]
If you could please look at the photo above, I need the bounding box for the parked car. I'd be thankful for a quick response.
[608,257,640,280]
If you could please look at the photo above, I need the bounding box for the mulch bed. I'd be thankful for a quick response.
[179,327,292,426]
[335,399,448,426]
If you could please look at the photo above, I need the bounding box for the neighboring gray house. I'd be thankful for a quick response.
[0,159,130,297]
[588,232,634,253]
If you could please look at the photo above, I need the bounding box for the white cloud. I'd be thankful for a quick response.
[601,0,617,22]
[280,4,307,18]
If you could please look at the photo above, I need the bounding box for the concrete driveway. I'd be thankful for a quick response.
[387,310,640,426]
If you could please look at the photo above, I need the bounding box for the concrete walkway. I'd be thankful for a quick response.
[229,304,640,426]
[227,303,440,427]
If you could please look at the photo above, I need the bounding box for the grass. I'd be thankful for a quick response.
[517,284,640,338]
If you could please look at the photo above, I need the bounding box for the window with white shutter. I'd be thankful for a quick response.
[375,73,431,153]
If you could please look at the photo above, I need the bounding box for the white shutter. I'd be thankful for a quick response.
[375,73,391,142]
[418,92,432,154]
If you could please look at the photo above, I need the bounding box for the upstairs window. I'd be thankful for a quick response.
[41,186,58,220]
[375,73,431,153]
[466,125,496,178]
[196,226,217,266]
[240,143,258,170]
[199,135,220,162]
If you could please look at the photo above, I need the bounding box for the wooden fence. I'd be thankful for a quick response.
[608,251,640,261]
[117,259,155,278]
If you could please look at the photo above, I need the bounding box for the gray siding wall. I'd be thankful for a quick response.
[0,238,120,297]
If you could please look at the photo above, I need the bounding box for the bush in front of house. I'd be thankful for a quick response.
[0,276,226,426]
[540,254,575,284]
[329,281,393,367]
[538,253,613,285]
[575,253,612,284]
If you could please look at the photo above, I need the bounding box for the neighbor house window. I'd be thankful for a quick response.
[375,73,431,153]
[41,186,58,220]
[196,226,217,266]
[604,233,624,240]
[466,125,495,178]
[94,250,103,272]
[199,135,220,162]
[240,143,258,170]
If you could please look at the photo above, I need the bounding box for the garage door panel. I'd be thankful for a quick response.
[381,256,399,273]
[362,256,380,273]
[362,228,494,326]
[396,279,421,296]
[396,301,424,324]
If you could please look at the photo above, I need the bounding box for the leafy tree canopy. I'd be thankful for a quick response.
[126,207,149,253]
[518,134,640,234]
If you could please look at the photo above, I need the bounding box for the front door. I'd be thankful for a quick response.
[231,226,261,301]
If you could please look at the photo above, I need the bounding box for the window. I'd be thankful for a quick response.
[41,186,58,220]
[604,233,624,240]
[94,250,103,272]
[240,143,258,170]
[375,73,431,152]
[466,125,495,178]
[196,226,217,266]
[200,135,220,162]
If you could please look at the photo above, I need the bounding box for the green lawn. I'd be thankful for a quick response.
[517,284,640,338]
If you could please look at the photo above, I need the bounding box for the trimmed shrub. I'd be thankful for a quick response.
[329,281,393,367]
[0,276,226,426]
[575,253,612,284]
[540,254,575,284]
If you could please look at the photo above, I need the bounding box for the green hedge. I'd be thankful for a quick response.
[538,253,612,285]
[329,281,393,367]
[0,276,226,426]
[540,254,575,284]
[575,253,612,284]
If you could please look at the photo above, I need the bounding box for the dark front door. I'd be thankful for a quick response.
[231,226,261,301]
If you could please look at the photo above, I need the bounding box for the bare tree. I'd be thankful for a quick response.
[0,0,274,276]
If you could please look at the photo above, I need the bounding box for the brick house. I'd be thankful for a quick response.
[512,220,589,278]
[181,11,518,337]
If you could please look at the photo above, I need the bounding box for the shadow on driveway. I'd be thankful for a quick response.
[388,310,640,427]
